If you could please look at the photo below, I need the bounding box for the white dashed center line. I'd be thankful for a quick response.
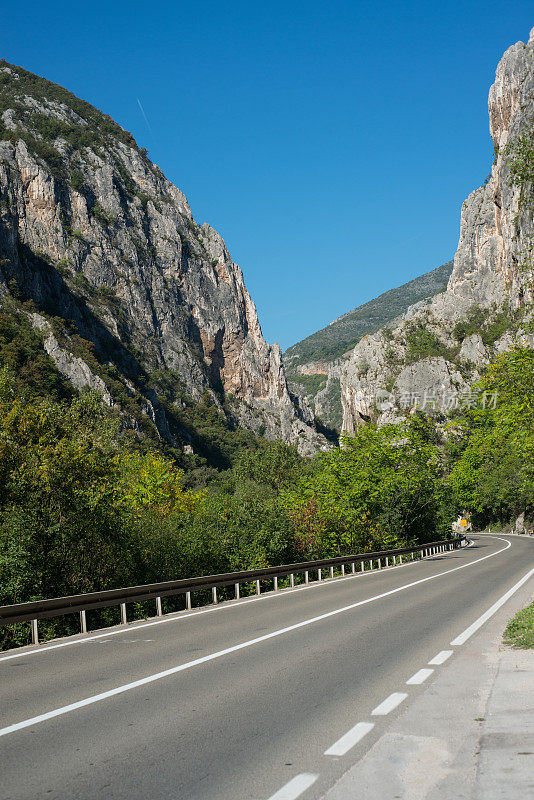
[265,539,532,800]
[267,773,319,800]
[371,692,408,715]
[428,649,453,665]
[406,668,434,685]
[324,721,375,756]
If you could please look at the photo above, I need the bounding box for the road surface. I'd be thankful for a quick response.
[1,534,533,800]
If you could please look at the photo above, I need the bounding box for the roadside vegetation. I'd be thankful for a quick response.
[503,602,534,649]
[1,302,533,650]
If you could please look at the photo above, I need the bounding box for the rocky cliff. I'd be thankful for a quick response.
[284,261,453,430]
[342,29,534,433]
[0,61,329,455]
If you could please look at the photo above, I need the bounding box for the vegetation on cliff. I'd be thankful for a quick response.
[284,261,453,368]
[3,311,533,650]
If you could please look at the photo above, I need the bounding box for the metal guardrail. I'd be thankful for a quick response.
[0,537,466,646]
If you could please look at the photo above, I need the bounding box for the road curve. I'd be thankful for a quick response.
[1,534,533,800]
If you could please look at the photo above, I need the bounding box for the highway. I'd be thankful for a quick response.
[1,534,533,800]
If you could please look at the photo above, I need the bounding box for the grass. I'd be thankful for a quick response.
[503,601,534,648]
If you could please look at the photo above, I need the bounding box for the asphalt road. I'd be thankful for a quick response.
[1,534,533,800]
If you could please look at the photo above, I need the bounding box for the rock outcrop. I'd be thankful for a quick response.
[342,29,534,433]
[284,261,453,430]
[0,61,329,455]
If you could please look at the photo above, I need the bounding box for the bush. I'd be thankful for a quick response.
[405,320,454,363]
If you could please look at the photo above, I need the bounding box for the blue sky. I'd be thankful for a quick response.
[3,2,532,349]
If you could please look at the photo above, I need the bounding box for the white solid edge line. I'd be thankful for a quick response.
[371,692,408,715]
[406,668,434,685]
[450,565,534,646]
[267,773,319,800]
[324,721,375,756]
[428,650,453,666]
[0,540,514,737]
[0,548,445,662]
[0,546,447,663]
[0,536,508,663]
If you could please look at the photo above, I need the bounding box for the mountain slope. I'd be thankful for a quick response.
[284,261,453,368]
[341,29,534,432]
[283,260,453,429]
[0,61,329,457]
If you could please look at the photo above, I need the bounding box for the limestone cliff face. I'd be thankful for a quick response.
[0,62,328,454]
[284,261,453,431]
[342,29,534,433]
[449,30,534,307]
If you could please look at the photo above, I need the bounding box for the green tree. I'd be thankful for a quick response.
[449,346,534,527]
[282,419,446,557]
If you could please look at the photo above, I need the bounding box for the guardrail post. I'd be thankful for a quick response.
[0,541,456,648]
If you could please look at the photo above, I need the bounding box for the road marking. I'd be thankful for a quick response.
[0,540,515,737]
[0,548,439,663]
[428,650,453,665]
[0,537,509,664]
[450,565,534,646]
[406,668,434,685]
[267,773,318,800]
[0,552,444,663]
[371,693,408,715]
[324,721,375,756]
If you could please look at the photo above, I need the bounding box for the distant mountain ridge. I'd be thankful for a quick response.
[284,261,453,369]
[283,261,453,429]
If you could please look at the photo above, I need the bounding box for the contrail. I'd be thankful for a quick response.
[137,97,152,133]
